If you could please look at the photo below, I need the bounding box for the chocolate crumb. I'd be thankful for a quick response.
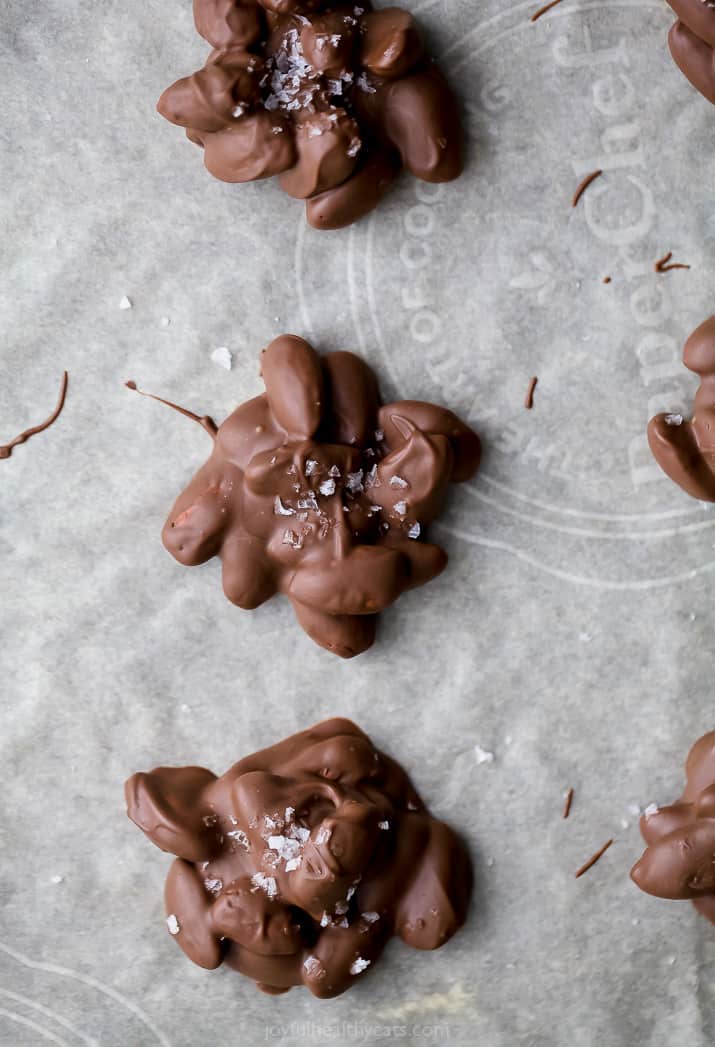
[531,0,565,22]
[602,276,612,284]
[575,838,613,879]
[524,377,538,410]
[0,371,69,461]
[563,788,574,820]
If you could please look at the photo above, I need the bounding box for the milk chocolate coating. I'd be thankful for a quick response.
[631,732,715,925]
[158,2,464,229]
[648,316,715,501]
[666,0,715,104]
[159,335,480,658]
[125,718,472,997]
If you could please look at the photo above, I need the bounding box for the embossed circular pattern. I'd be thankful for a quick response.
[297,0,715,587]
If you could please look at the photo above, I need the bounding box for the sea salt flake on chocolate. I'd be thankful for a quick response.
[346,885,356,900]
[329,465,341,478]
[282,529,304,550]
[357,72,376,93]
[394,501,408,516]
[346,470,364,493]
[285,806,295,823]
[643,803,660,818]
[305,459,319,476]
[204,878,223,895]
[390,476,408,489]
[338,916,350,928]
[347,137,362,158]
[319,478,336,496]
[285,857,301,872]
[226,829,250,850]
[251,872,278,899]
[407,523,421,539]
[268,835,302,861]
[289,825,311,844]
[210,346,232,370]
[665,414,684,426]
[274,496,295,516]
[315,826,332,845]
[362,911,380,923]
[350,957,370,975]
[378,820,389,830]
[335,900,349,915]
[304,955,322,976]
[166,914,181,935]
[202,814,218,827]
[232,104,246,118]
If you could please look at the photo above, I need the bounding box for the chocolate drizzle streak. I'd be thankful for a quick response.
[563,788,574,820]
[571,169,602,208]
[0,371,69,460]
[575,839,613,879]
[531,0,565,22]
[654,251,691,273]
[125,381,218,438]
[524,376,538,410]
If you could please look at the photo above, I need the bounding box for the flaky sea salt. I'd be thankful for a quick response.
[50,875,64,885]
[350,957,371,975]
[268,835,302,861]
[361,911,380,923]
[285,857,301,872]
[393,501,407,516]
[346,470,364,493]
[204,878,223,895]
[210,346,232,370]
[320,912,331,928]
[304,955,322,976]
[389,476,408,489]
[643,803,660,818]
[166,914,180,935]
[226,829,250,850]
[664,414,683,426]
[274,496,295,516]
[319,478,336,497]
[305,459,319,476]
[315,825,332,845]
[251,872,278,899]
[407,522,421,539]
[119,296,132,310]
[378,820,389,830]
[474,744,495,765]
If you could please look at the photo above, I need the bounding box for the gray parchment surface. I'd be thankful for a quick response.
[2,1,715,1045]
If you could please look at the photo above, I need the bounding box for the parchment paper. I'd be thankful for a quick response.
[1,1,714,1044]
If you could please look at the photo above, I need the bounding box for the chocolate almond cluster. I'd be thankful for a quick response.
[125,718,472,997]
[161,334,480,658]
[665,0,715,104]
[631,731,715,925]
[158,0,464,229]
[648,316,715,501]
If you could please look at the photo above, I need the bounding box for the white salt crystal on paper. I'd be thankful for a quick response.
[474,744,495,765]
[211,346,232,371]
[119,296,132,310]
[166,914,180,935]
[350,957,371,975]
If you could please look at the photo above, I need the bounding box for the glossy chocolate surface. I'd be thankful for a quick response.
[158,1,464,228]
[648,316,715,501]
[631,731,715,925]
[666,0,715,104]
[125,718,472,997]
[157,334,481,658]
